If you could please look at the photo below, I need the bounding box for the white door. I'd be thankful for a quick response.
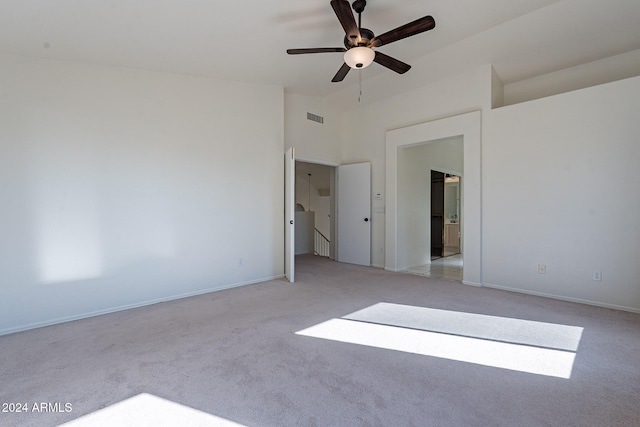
[284,147,295,282]
[337,162,371,265]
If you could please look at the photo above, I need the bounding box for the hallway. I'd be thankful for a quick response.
[403,254,463,281]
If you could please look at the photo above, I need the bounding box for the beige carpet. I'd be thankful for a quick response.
[1,255,639,426]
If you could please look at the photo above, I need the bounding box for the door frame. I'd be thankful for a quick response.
[385,111,482,286]
[430,169,445,260]
[294,156,340,261]
[431,168,463,261]
[286,156,372,269]
[285,147,295,282]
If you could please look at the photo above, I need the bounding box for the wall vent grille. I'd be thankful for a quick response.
[307,112,324,124]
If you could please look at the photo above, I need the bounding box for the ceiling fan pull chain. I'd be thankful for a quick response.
[358,69,362,102]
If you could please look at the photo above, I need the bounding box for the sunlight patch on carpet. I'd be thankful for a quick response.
[60,393,246,427]
[345,302,583,351]
[297,304,583,379]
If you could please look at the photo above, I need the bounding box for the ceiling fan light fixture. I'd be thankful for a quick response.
[344,46,375,69]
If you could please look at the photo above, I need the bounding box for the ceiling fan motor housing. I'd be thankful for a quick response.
[344,27,374,48]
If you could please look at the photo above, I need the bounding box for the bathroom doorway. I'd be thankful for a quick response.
[430,170,445,259]
[432,171,461,260]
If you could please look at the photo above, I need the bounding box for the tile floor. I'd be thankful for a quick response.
[403,254,463,282]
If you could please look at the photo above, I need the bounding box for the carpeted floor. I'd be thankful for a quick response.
[1,255,639,426]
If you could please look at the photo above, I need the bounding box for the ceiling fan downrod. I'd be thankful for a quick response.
[345,0,373,48]
[352,0,366,29]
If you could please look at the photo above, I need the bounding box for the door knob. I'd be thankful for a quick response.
[290,220,294,224]
[364,218,369,222]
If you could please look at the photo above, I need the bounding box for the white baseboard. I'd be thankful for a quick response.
[0,274,285,337]
[384,265,419,273]
[482,282,640,314]
[462,280,482,287]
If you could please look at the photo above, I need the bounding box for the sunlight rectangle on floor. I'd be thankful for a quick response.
[344,302,583,351]
[61,393,245,427]
[297,318,577,378]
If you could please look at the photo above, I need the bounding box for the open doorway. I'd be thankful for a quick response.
[432,171,461,260]
[294,161,335,259]
[394,138,463,281]
[287,155,372,274]
[431,170,445,260]
[385,111,482,286]
[443,174,461,258]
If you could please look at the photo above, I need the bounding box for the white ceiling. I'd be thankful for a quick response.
[1,0,639,99]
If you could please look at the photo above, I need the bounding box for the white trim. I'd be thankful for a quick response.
[285,147,295,282]
[385,111,482,285]
[462,280,483,287]
[294,155,340,167]
[482,282,640,314]
[0,275,284,337]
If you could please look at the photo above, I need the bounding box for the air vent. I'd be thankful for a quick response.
[307,112,324,124]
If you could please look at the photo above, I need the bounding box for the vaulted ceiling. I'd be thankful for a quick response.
[1,0,639,100]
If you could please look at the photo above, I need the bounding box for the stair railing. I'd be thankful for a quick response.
[314,228,330,257]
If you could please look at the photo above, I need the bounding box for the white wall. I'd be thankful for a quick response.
[333,62,640,311]
[286,93,340,256]
[0,55,284,334]
[284,93,342,164]
[503,49,640,106]
[484,75,640,311]
[340,66,491,268]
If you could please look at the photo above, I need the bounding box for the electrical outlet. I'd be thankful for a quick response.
[593,271,602,281]
[538,264,547,274]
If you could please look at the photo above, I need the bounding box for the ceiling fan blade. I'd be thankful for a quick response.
[287,48,346,55]
[332,63,351,82]
[373,51,411,74]
[371,15,435,47]
[331,0,361,45]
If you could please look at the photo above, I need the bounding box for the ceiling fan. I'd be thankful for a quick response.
[287,0,436,82]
